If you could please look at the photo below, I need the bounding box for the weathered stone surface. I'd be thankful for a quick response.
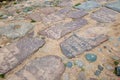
[105,1,120,12]
[28,12,42,22]
[40,19,87,39]
[91,7,118,23]
[77,71,86,80]
[0,34,45,74]
[60,34,108,58]
[7,55,65,80]
[0,22,33,39]
[74,1,100,11]
[57,0,72,7]
[67,9,88,19]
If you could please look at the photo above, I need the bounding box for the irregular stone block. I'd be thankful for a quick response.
[0,22,33,39]
[7,55,65,80]
[40,19,87,39]
[0,34,45,74]
[91,7,118,23]
[67,9,88,19]
[60,34,108,58]
[74,1,100,11]
[42,7,71,24]
[105,0,120,12]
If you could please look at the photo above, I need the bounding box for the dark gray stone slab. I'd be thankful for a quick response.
[40,19,87,39]
[105,0,120,12]
[60,34,108,58]
[0,34,45,74]
[91,7,118,23]
[67,9,88,19]
[0,22,33,39]
[7,55,65,80]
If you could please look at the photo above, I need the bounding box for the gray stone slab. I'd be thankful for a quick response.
[7,55,65,80]
[105,0,120,12]
[60,34,108,58]
[40,19,88,39]
[0,22,33,39]
[91,7,118,23]
[67,9,88,19]
[0,34,45,74]
[74,1,100,11]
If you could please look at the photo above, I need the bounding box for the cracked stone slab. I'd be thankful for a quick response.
[7,55,65,80]
[40,19,88,39]
[0,34,45,74]
[0,22,34,39]
[105,0,120,12]
[60,33,108,58]
[74,1,100,11]
[67,9,88,19]
[91,7,118,23]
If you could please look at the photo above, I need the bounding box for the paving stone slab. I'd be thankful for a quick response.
[91,7,118,23]
[7,55,65,80]
[60,34,108,58]
[41,7,71,24]
[0,34,45,74]
[57,0,73,7]
[0,22,34,39]
[67,9,88,19]
[40,19,88,39]
[105,0,120,12]
[74,1,100,11]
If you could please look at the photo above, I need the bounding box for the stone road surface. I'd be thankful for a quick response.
[0,0,120,80]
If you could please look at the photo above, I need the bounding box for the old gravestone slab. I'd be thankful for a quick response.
[7,55,65,80]
[40,19,87,39]
[105,0,120,12]
[60,34,108,58]
[74,1,100,11]
[0,34,45,74]
[67,9,88,19]
[91,7,118,23]
[0,22,33,39]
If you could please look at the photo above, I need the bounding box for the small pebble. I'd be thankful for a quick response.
[74,60,84,68]
[94,70,101,76]
[66,62,73,68]
[111,56,120,60]
[85,53,97,62]
[98,65,104,71]
[114,43,119,47]
[118,37,120,41]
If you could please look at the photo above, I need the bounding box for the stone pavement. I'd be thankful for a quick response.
[0,0,120,80]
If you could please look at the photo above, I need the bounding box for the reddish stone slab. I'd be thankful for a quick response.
[40,19,88,39]
[60,34,108,58]
[7,55,65,80]
[0,34,45,74]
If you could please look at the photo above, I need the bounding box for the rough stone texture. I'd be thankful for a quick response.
[67,9,88,19]
[60,34,108,58]
[7,55,65,80]
[57,0,73,7]
[91,7,118,23]
[74,1,100,11]
[77,71,86,80]
[0,34,45,74]
[28,12,42,22]
[40,19,87,39]
[105,1,120,12]
[0,22,33,39]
